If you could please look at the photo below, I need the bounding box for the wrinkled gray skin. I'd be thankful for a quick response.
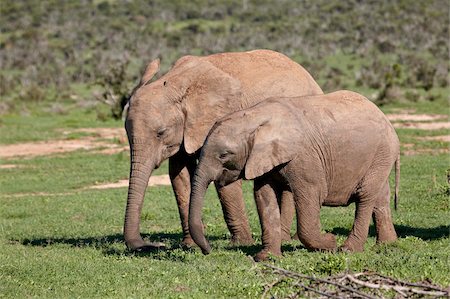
[189,90,400,260]
[124,50,323,251]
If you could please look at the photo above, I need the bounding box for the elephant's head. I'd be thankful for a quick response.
[189,99,302,254]
[123,57,243,250]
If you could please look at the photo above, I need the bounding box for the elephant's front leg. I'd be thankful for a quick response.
[169,150,197,246]
[253,177,282,261]
[215,180,254,245]
[292,184,337,251]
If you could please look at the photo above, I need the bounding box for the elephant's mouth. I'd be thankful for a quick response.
[216,169,243,188]
[164,143,181,158]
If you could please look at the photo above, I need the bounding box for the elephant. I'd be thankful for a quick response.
[123,49,323,251]
[189,90,400,261]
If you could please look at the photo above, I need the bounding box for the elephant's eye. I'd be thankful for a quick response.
[219,150,234,160]
[156,128,167,138]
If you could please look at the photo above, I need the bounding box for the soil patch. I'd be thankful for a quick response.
[0,128,128,159]
[403,148,450,156]
[88,175,171,189]
[387,113,449,130]
[61,128,127,141]
[387,113,447,122]
[393,122,450,130]
[418,135,450,142]
[0,164,18,169]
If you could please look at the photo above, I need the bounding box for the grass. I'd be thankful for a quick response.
[0,99,449,298]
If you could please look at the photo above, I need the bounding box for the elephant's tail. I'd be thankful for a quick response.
[394,153,400,210]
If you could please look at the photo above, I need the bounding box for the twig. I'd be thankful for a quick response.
[291,282,341,299]
[374,272,448,292]
[261,278,284,299]
[260,264,449,299]
[345,273,448,298]
[263,264,377,299]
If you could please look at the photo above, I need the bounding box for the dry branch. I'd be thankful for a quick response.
[260,264,449,299]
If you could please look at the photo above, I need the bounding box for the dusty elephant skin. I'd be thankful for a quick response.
[123,50,323,251]
[189,90,400,261]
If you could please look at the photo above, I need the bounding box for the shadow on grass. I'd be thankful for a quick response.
[394,224,450,240]
[19,233,125,248]
[15,232,223,257]
[331,224,449,241]
[226,242,305,257]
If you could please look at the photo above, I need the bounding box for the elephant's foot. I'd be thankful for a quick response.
[375,225,397,244]
[230,232,254,246]
[254,248,282,262]
[340,238,364,252]
[373,209,398,244]
[281,232,292,242]
[180,235,197,248]
[281,232,300,242]
[127,239,167,252]
[300,233,337,251]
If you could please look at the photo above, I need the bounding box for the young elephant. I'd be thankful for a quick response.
[189,90,400,261]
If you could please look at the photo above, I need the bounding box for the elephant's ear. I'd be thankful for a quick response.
[245,111,301,180]
[183,63,242,154]
[140,59,160,85]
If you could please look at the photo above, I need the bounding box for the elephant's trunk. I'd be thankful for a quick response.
[189,167,213,255]
[123,144,155,250]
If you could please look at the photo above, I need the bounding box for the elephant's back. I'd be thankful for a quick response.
[288,90,393,130]
[282,90,400,158]
[205,50,323,101]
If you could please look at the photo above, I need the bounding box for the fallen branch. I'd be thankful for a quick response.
[260,264,449,298]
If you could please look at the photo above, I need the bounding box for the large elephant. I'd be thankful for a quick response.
[189,90,400,261]
[124,50,323,251]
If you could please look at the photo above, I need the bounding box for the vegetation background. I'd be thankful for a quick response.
[1,0,448,116]
[0,0,448,298]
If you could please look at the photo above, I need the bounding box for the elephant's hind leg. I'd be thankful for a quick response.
[341,197,374,252]
[372,180,397,244]
[215,180,254,245]
[341,176,383,252]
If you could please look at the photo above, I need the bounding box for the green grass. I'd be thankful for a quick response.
[0,101,449,298]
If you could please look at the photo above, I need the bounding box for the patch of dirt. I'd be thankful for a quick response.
[417,135,450,142]
[387,113,447,122]
[387,113,450,130]
[0,164,18,169]
[0,128,128,159]
[0,139,121,158]
[393,122,450,130]
[174,285,190,292]
[88,175,171,189]
[389,108,417,114]
[403,148,450,156]
[3,191,75,198]
[61,128,127,141]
